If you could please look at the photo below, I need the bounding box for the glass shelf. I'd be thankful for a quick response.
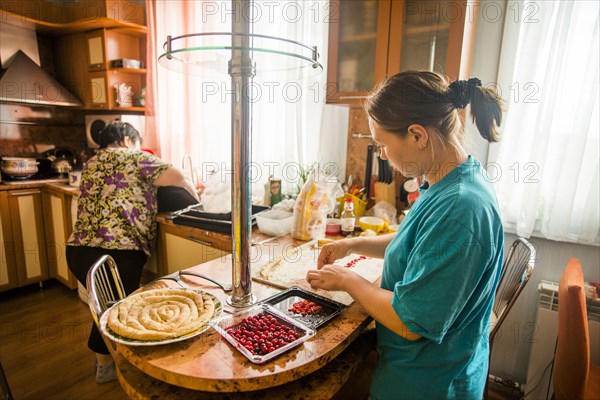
[158,32,323,79]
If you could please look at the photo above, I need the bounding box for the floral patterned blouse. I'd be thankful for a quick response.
[67,148,170,256]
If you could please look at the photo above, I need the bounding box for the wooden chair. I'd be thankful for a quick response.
[486,237,536,399]
[553,258,600,400]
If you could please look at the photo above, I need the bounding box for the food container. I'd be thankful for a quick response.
[255,210,293,237]
[262,287,344,330]
[68,170,82,187]
[211,304,315,364]
[325,218,341,235]
[359,216,385,233]
[1,157,38,179]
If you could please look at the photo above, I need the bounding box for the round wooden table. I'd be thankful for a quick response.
[111,239,375,397]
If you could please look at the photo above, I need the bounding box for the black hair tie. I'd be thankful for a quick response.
[448,77,482,109]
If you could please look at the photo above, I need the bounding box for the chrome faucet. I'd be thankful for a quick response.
[181,153,195,183]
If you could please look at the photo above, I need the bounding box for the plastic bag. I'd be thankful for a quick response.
[291,168,343,241]
[200,173,231,213]
[365,201,397,224]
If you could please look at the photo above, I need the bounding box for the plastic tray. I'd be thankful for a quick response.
[261,287,345,330]
[211,304,315,364]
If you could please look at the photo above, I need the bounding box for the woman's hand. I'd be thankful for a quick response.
[306,265,357,292]
[317,240,353,269]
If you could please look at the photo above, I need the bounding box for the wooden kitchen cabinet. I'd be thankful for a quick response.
[157,223,230,277]
[53,26,146,111]
[82,27,146,111]
[6,189,50,287]
[327,0,478,105]
[0,192,19,292]
[42,188,78,289]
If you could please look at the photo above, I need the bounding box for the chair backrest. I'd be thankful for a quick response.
[86,254,126,327]
[490,237,536,340]
[554,258,590,400]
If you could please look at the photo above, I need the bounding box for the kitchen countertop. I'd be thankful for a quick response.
[0,179,81,196]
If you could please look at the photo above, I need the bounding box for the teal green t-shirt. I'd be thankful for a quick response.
[371,156,504,400]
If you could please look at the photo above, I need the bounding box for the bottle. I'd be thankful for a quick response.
[269,178,282,206]
[340,198,355,236]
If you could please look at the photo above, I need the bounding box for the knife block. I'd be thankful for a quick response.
[375,181,396,205]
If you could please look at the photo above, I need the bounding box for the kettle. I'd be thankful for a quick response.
[45,147,76,174]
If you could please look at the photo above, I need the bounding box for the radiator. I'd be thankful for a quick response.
[525,281,600,399]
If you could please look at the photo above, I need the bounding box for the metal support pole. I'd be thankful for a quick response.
[227,0,256,308]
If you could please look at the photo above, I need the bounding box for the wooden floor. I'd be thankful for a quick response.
[0,280,522,400]
[0,280,127,400]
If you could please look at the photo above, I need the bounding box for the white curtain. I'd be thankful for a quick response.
[489,0,599,245]
[147,0,348,197]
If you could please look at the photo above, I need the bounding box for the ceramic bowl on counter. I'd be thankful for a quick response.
[1,157,38,179]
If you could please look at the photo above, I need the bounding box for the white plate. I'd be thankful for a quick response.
[99,288,222,346]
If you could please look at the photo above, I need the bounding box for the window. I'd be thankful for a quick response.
[490,0,599,245]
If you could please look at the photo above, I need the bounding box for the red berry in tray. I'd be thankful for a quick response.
[227,312,303,356]
[289,299,322,316]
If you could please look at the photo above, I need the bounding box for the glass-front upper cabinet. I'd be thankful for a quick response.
[398,0,452,73]
[327,0,477,105]
[327,0,391,104]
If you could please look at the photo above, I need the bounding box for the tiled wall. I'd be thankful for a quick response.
[0,103,86,157]
[346,107,407,213]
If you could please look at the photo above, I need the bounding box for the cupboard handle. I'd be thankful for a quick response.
[339,95,368,100]
[186,236,214,247]
[10,190,40,196]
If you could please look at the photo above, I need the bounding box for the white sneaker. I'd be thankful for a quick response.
[95,361,117,384]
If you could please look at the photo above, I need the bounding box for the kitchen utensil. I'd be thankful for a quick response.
[45,147,76,174]
[377,156,385,184]
[179,271,232,293]
[261,286,345,330]
[364,144,374,199]
[1,157,39,179]
[359,216,385,233]
[384,160,393,183]
[255,210,293,237]
[211,303,316,364]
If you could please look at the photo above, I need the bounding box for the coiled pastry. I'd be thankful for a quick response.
[107,288,215,341]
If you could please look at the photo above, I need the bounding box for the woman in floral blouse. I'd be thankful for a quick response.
[66,121,198,383]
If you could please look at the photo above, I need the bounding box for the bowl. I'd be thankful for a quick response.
[255,210,293,237]
[325,218,341,235]
[358,216,385,233]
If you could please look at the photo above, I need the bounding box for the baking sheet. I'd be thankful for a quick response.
[261,287,344,329]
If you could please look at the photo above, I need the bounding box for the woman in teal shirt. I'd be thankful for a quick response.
[307,71,505,399]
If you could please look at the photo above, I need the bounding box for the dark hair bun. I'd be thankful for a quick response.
[98,121,141,148]
[448,78,482,109]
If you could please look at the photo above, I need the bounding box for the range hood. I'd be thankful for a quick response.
[0,50,82,107]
